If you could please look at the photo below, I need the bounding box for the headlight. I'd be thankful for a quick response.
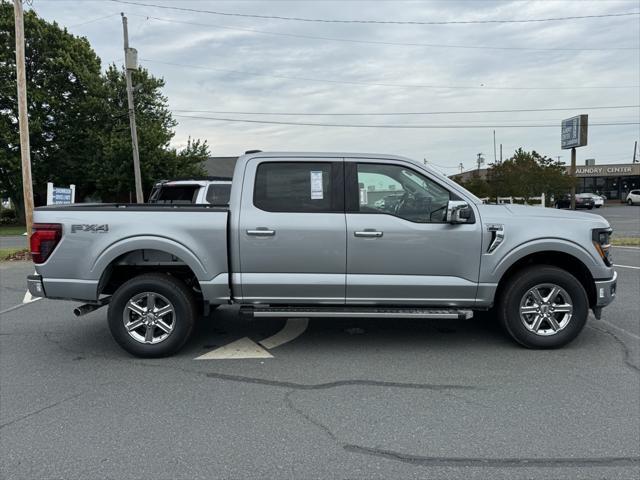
[592,228,613,266]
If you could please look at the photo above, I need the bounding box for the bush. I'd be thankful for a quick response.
[0,209,17,225]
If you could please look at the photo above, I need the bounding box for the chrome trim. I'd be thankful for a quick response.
[486,223,505,254]
[354,230,383,238]
[446,200,470,224]
[247,228,275,236]
[519,283,573,336]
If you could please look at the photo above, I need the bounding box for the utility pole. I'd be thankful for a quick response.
[458,162,464,174]
[13,0,34,235]
[476,153,484,172]
[121,13,143,203]
[633,141,638,163]
[499,144,502,163]
[556,155,562,165]
[570,147,577,209]
[493,130,497,163]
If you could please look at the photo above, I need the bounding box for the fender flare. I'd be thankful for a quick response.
[90,235,209,281]
[489,238,599,282]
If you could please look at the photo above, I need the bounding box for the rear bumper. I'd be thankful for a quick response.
[594,271,617,307]
[27,274,45,298]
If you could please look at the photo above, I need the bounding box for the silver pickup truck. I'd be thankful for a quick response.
[27,152,617,357]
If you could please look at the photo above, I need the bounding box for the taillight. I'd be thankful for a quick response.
[592,227,613,267]
[30,223,62,264]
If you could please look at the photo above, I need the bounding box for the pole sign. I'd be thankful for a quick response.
[561,114,588,149]
[46,182,76,205]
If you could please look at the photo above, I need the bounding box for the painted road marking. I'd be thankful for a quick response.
[259,318,309,350]
[195,337,273,360]
[613,246,640,250]
[22,291,41,304]
[614,264,640,270]
[196,317,310,360]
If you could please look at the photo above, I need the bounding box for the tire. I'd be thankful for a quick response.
[497,265,588,349]
[587,205,593,210]
[108,273,197,358]
[628,199,633,205]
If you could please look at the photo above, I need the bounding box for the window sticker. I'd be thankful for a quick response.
[310,170,324,200]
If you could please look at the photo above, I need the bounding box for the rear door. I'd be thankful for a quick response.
[345,158,482,306]
[237,157,346,304]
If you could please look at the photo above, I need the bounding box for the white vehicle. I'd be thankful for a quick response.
[148,177,232,205]
[626,189,640,205]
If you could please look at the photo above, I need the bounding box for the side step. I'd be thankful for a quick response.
[241,306,473,320]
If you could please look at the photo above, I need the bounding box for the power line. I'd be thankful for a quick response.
[68,12,120,28]
[173,114,640,129]
[112,1,640,25]
[170,104,640,116]
[142,58,640,90]
[130,14,639,52]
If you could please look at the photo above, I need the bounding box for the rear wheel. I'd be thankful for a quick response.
[497,266,588,348]
[629,198,634,205]
[108,273,196,357]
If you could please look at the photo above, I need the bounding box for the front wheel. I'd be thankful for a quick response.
[629,199,634,205]
[497,266,588,349]
[108,273,197,357]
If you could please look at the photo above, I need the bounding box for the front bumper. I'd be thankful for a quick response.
[27,274,45,298]
[594,271,617,307]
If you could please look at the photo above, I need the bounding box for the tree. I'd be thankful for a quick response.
[1,1,103,220]
[1,3,209,217]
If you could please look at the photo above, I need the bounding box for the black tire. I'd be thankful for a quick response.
[587,205,593,210]
[497,265,588,349]
[108,273,197,358]
[628,199,633,205]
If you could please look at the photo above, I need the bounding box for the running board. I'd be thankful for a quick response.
[241,306,473,320]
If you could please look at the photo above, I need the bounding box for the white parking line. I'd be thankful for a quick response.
[195,337,273,360]
[614,264,640,270]
[195,318,310,360]
[259,318,309,350]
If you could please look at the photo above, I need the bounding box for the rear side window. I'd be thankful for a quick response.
[152,185,198,204]
[254,162,343,212]
[206,184,231,205]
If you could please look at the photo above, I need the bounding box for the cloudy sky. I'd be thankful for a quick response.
[30,0,640,173]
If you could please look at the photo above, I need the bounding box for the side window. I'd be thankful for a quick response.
[206,184,231,205]
[355,163,450,223]
[254,162,343,213]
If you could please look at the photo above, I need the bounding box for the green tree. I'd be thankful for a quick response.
[1,1,103,220]
[1,3,209,216]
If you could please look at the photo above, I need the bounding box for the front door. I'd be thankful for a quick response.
[238,158,346,304]
[345,159,482,306]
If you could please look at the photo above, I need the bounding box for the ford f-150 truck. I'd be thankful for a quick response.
[27,152,617,357]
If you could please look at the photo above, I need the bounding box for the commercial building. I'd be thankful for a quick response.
[569,163,640,200]
[452,161,640,201]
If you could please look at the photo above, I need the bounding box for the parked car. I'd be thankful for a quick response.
[626,189,640,205]
[555,193,595,210]
[148,177,232,206]
[580,193,605,208]
[28,152,616,357]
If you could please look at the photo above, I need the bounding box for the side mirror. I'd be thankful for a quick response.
[446,200,471,224]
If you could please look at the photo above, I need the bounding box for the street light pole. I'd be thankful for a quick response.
[121,13,143,203]
[13,0,34,235]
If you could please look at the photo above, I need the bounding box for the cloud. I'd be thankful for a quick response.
[32,0,640,168]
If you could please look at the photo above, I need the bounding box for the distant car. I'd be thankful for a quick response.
[626,189,640,205]
[580,193,605,208]
[148,177,232,206]
[555,193,595,210]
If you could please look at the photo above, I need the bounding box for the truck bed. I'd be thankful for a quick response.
[32,204,230,304]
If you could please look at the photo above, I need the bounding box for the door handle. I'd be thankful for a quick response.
[247,228,276,236]
[354,230,383,238]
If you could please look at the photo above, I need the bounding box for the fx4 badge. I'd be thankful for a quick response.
[71,224,109,233]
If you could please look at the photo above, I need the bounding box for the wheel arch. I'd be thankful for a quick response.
[494,250,597,309]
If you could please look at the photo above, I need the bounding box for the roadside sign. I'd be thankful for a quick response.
[46,182,75,205]
[561,115,588,149]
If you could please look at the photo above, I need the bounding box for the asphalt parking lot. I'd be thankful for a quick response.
[1,247,639,480]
